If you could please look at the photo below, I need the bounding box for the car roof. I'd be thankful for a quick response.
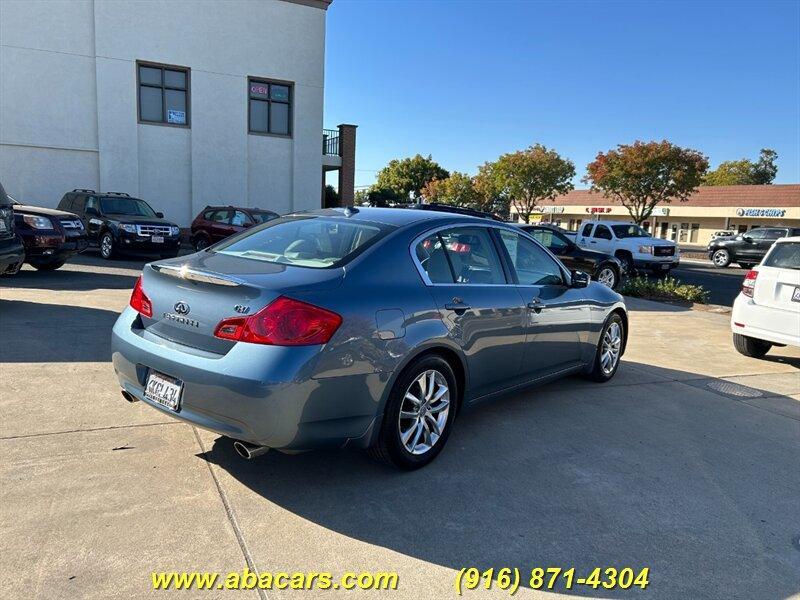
[294,206,497,227]
[204,205,276,212]
[584,220,640,226]
[775,235,800,243]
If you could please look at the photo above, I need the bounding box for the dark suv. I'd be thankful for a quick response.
[190,205,279,250]
[708,226,800,268]
[58,190,181,260]
[0,182,25,275]
[11,196,88,270]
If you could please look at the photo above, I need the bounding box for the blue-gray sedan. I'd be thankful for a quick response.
[112,207,627,469]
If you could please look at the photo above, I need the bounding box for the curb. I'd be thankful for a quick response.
[623,295,731,314]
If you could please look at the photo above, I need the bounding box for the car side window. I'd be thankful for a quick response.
[747,228,765,240]
[84,196,98,214]
[439,227,506,284]
[231,210,252,227]
[210,210,230,223]
[581,223,594,237]
[527,228,570,252]
[763,229,784,240]
[415,233,455,284]
[593,225,612,240]
[498,230,564,286]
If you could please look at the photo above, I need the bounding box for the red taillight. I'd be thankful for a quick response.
[214,296,342,346]
[741,270,758,298]
[129,275,153,317]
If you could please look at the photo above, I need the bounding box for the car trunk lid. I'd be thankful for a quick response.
[138,252,344,353]
[753,264,800,313]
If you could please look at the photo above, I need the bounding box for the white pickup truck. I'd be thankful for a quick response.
[575,220,680,276]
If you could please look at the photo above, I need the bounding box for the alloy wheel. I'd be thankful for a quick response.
[597,267,617,288]
[713,250,729,267]
[600,322,622,374]
[397,369,450,455]
[101,234,113,258]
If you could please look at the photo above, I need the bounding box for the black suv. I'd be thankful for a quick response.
[708,226,800,269]
[58,190,181,260]
[518,224,624,289]
[0,181,25,275]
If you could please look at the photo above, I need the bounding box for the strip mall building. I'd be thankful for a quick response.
[524,184,800,247]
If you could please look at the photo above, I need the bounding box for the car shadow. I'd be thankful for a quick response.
[6,267,139,291]
[198,362,800,599]
[0,300,118,362]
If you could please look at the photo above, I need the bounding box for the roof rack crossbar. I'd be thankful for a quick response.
[73,188,96,193]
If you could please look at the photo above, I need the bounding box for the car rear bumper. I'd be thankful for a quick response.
[111,307,380,450]
[731,294,800,347]
[0,236,25,274]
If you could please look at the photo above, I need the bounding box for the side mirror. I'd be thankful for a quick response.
[156,211,164,218]
[571,270,590,288]
[743,235,752,243]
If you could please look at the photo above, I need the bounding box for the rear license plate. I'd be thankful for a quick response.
[793,287,800,303]
[661,264,670,270]
[151,235,164,243]
[144,371,183,411]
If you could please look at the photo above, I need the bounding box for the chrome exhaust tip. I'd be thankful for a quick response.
[121,390,138,403]
[233,441,270,460]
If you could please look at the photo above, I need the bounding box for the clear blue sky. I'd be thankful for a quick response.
[323,0,799,189]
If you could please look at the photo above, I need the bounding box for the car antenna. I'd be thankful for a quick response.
[343,205,359,217]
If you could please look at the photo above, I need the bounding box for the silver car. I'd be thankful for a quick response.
[112,207,627,469]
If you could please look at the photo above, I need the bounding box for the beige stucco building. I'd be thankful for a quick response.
[517,184,800,247]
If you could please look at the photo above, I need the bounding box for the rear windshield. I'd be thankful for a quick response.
[100,196,156,217]
[763,242,800,270]
[213,216,389,268]
[612,224,649,238]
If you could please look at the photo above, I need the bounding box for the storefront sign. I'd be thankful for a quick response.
[534,206,565,214]
[585,207,612,214]
[650,207,670,216]
[735,208,786,218]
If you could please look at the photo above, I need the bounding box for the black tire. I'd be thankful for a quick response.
[711,249,731,268]
[368,354,458,470]
[587,313,624,382]
[732,333,771,358]
[194,236,210,251]
[99,232,116,259]
[615,252,635,276]
[32,261,66,271]
[595,264,619,289]
[738,262,755,269]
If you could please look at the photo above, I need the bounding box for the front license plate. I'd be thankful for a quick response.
[144,371,183,411]
[792,287,800,303]
[151,235,164,243]
[0,221,6,231]
[661,264,670,270]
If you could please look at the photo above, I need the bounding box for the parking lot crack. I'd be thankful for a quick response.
[0,421,179,441]
[192,427,268,600]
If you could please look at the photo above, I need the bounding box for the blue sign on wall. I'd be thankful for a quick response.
[167,110,186,125]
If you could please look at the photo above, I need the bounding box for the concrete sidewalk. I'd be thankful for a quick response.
[1,262,799,599]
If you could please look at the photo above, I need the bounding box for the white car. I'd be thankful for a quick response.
[731,236,800,357]
[575,220,679,276]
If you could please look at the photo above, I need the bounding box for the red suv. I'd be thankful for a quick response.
[190,206,279,250]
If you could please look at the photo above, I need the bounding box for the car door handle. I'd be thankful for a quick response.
[445,297,470,314]
[527,299,546,313]
[589,240,597,244]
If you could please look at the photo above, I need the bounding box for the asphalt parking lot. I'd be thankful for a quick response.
[1,254,799,599]
[670,261,749,307]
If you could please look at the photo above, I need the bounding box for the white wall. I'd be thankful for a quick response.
[0,0,326,223]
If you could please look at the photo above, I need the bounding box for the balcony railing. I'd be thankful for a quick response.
[323,128,340,156]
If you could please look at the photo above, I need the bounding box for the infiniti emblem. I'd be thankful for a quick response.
[174,301,190,315]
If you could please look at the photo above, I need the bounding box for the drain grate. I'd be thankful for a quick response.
[707,380,764,398]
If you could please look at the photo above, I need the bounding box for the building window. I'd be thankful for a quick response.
[137,62,190,126]
[248,78,292,136]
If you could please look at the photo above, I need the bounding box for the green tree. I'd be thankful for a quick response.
[473,161,511,219]
[585,140,708,225]
[324,184,339,207]
[704,148,778,186]
[491,144,575,223]
[421,171,479,207]
[374,154,449,202]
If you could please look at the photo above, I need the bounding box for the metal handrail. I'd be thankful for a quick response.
[323,128,340,156]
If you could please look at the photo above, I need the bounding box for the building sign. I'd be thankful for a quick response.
[586,207,612,214]
[735,208,787,218]
[534,206,565,214]
[167,110,186,125]
[650,207,670,216]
